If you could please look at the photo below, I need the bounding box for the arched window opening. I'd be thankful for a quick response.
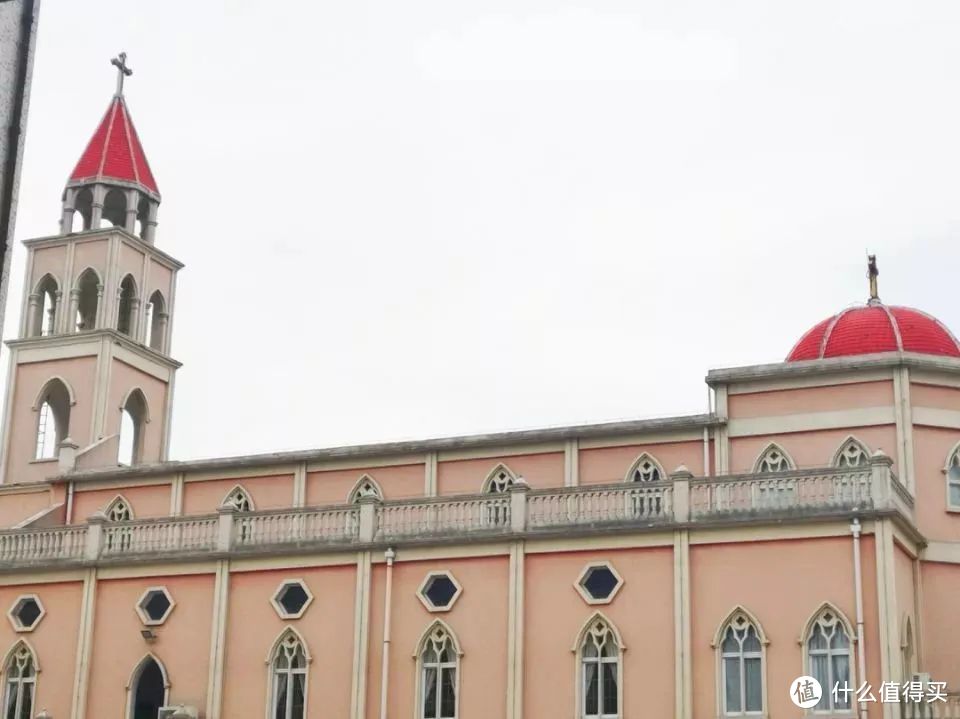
[349,475,383,503]
[578,615,623,719]
[118,390,148,466]
[483,464,515,493]
[106,496,133,522]
[34,378,71,460]
[117,275,138,336]
[717,611,765,716]
[144,290,166,352]
[136,197,150,239]
[100,188,127,229]
[946,446,960,508]
[105,495,134,552]
[270,630,308,719]
[75,268,100,332]
[835,438,870,468]
[626,453,663,483]
[72,188,93,232]
[805,607,853,712]
[754,444,793,474]
[129,656,166,719]
[31,275,59,337]
[2,642,36,719]
[418,623,459,719]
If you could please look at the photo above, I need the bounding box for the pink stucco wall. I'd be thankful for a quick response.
[920,562,960,689]
[437,453,564,494]
[71,482,171,521]
[691,536,883,718]
[182,474,295,515]
[911,382,960,411]
[306,463,424,505]
[221,564,356,719]
[728,381,894,418]
[729,425,898,473]
[579,440,705,483]
[911,426,960,542]
[106,360,169,464]
[85,573,215,713]
[0,486,55,528]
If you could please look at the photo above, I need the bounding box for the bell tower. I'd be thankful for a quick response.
[0,53,182,484]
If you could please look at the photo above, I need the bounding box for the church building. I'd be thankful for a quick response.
[0,57,958,719]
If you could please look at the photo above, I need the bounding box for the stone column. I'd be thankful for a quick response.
[25,293,40,337]
[870,449,893,510]
[60,187,77,234]
[50,290,62,335]
[509,478,529,533]
[89,185,105,228]
[129,298,141,339]
[84,513,106,561]
[156,311,169,353]
[357,495,380,543]
[143,201,159,243]
[216,504,236,552]
[670,465,693,523]
[67,289,80,333]
[124,189,138,234]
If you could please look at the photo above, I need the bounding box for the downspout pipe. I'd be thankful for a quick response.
[379,547,396,719]
[851,518,868,719]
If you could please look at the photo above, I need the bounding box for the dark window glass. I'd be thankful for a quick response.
[143,591,171,621]
[424,576,458,608]
[279,584,309,615]
[582,567,619,600]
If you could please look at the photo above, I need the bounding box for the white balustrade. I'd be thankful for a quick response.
[101,516,218,556]
[527,483,673,529]
[689,469,873,518]
[376,495,510,539]
[0,525,86,563]
[903,696,960,718]
[233,506,360,547]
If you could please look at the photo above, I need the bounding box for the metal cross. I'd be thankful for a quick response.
[867,254,879,302]
[111,52,133,96]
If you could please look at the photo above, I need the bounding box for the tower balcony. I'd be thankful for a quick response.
[0,456,914,570]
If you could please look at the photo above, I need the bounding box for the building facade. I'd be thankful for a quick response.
[0,63,959,719]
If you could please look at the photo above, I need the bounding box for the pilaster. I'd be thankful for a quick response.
[350,551,372,719]
[425,452,438,496]
[506,540,525,719]
[563,439,579,487]
[874,519,900,719]
[205,560,230,719]
[673,529,692,719]
[70,568,98,719]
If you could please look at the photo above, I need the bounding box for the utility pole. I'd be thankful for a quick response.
[0,0,41,342]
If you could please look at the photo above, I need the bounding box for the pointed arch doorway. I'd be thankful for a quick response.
[128,655,168,719]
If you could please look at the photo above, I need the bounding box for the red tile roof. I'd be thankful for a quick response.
[787,304,960,361]
[69,95,159,195]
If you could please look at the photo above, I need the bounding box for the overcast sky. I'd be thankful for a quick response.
[5,1,960,460]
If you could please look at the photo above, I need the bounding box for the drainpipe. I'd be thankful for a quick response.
[379,547,396,719]
[851,519,868,719]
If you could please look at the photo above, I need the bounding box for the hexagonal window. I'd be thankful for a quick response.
[417,571,462,613]
[575,562,624,605]
[136,587,175,626]
[271,580,314,619]
[7,595,44,632]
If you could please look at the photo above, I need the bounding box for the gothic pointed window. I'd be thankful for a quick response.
[101,188,127,229]
[31,274,59,337]
[754,444,793,474]
[118,390,148,466]
[717,611,765,716]
[482,464,516,493]
[418,623,459,719]
[270,630,308,719]
[223,486,253,513]
[72,188,93,232]
[129,655,167,719]
[348,475,383,503]
[834,438,870,468]
[34,378,71,460]
[75,268,101,332]
[946,446,960,508]
[805,607,853,712]
[578,615,623,719]
[117,274,138,336]
[2,642,36,719]
[626,453,663,483]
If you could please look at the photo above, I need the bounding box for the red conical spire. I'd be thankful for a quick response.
[68,94,159,196]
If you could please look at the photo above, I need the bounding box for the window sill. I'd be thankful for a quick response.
[29,458,58,465]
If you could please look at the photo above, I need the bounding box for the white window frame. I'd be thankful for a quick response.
[417,571,463,613]
[801,603,856,715]
[105,494,135,522]
[414,620,462,719]
[7,595,46,634]
[482,463,517,493]
[124,653,170,719]
[265,628,311,719]
[270,579,315,620]
[572,612,625,719]
[712,606,768,717]
[944,442,960,512]
[574,561,625,606]
[2,641,38,719]
[222,484,255,512]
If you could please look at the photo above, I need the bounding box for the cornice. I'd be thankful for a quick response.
[6,328,182,370]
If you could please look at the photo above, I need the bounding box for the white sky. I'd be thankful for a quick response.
[5,0,960,460]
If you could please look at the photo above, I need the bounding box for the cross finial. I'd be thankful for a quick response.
[867,254,880,303]
[111,52,133,97]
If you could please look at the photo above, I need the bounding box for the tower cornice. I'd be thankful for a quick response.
[6,327,182,371]
[22,226,183,271]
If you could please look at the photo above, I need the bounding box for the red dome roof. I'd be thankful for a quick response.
[787,303,960,361]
